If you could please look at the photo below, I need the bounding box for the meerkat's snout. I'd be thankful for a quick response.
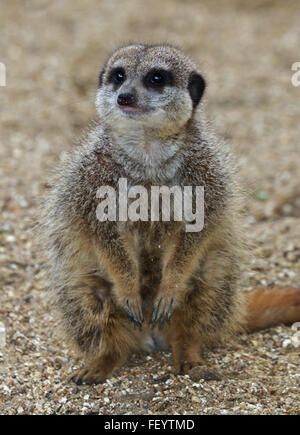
[117,92,135,107]
[116,90,143,114]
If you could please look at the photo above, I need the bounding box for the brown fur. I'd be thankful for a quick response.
[246,286,300,332]
[39,44,300,385]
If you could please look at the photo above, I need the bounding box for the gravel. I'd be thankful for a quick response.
[0,0,299,415]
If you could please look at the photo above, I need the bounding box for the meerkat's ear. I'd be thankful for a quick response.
[188,72,206,108]
[98,69,105,87]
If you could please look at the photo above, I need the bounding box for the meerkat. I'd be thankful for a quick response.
[40,44,300,385]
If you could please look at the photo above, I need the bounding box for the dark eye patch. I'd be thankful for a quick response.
[108,67,126,86]
[143,69,174,90]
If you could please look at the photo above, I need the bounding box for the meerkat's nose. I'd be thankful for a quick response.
[117,93,135,106]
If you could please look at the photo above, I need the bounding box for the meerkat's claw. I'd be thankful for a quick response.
[126,313,142,329]
[124,298,144,329]
[150,296,175,329]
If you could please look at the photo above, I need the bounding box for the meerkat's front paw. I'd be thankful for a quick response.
[121,296,144,329]
[150,294,176,329]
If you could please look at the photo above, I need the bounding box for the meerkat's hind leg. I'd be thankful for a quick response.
[167,323,204,374]
[70,308,144,385]
[165,265,242,374]
[53,267,143,385]
[71,351,126,385]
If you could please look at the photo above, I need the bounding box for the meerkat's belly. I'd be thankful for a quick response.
[123,222,173,351]
[140,243,169,352]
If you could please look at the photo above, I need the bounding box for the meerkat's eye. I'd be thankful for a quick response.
[109,68,126,85]
[144,69,173,89]
[150,72,164,85]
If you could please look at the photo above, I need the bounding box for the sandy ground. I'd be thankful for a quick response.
[0,0,299,415]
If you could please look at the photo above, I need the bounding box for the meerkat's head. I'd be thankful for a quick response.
[95,44,205,136]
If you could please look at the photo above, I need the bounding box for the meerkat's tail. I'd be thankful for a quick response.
[245,286,300,332]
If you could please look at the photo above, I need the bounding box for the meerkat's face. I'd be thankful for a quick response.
[95,45,205,135]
